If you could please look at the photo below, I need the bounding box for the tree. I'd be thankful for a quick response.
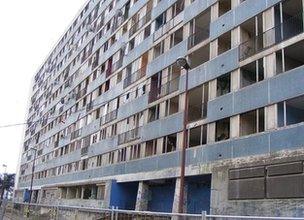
[0,173,15,206]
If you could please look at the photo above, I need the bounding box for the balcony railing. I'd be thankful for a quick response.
[118,127,141,145]
[100,109,118,126]
[129,11,152,37]
[239,11,304,61]
[123,66,146,89]
[188,26,210,49]
[149,77,180,103]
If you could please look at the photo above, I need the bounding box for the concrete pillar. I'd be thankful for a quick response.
[266,105,277,130]
[103,180,113,208]
[231,69,240,92]
[231,0,241,9]
[135,181,150,211]
[263,7,275,47]
[207,123,216,143]
[156,138,163,154]
[230,115,240,138]
[208,80,217,101]
[81,187,85,199]
[172,178,188,213]
[140,143,146,158]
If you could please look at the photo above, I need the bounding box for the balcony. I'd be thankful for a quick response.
[118,127,141,145]
[129,11,152,37]
[100,109,118,125]
[149,77,180,103]
[123,66,146,88]
[81,146,89,156]
[106,57,123,78]
[76,87,87,100]
[239,11,304,61]
[188,26,210,49]
[70,129,82,141]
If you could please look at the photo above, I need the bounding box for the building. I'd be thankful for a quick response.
[15,0,304,216]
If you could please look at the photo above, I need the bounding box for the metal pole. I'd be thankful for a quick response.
[178,67,189,213]
[201,211,207,220]
[29,148,37,203]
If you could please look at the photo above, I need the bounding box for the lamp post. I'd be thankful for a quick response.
[2,164,7,175]
[29,148,37,203]
[176,57,191,213]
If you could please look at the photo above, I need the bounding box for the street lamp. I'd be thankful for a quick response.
[2,164,7,174]
[176,57,191,213]
[28,148,37,203]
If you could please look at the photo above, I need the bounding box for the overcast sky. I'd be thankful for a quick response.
[0,0,86,174]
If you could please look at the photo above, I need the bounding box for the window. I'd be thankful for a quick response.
[215,118,230,142]
[278,95,304,127]
[217,73,231,97]
[240,108,265,137]
[188,125,207,148]
[170,27,183,48]
[165,96,179,116]
[148,104,160,122]
[155,12,166,30]
[130,144,141,160]
[145,140,157,157]
[240,58,264,88]
[188,84,208,122]
[162,134,177,153]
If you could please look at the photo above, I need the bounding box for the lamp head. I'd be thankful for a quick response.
[176,57,191,70]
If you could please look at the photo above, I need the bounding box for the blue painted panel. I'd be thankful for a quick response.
[187,175,211,214]
[109,180,138,210]
[207,93,234,122]
[269,66,304,103]
[232,133,269,158]
[234,81,269,114]
[148,180,175,212]
[270,124,304,153]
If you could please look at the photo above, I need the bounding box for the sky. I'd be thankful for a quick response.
[0,0,86,174]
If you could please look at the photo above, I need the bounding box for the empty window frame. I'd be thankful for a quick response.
[275,40,304,74]
[188,124,207,148]
[240,58,264,88]
[148,104,160,122]
[145,139,157,157]
[215,118,230,142]
[117,148,127,163]
[165,96,179,116]
[240,108,265,137]
[217,73,231,97]
[188,84,209,122]
[170,27,183,48]
[130,144,141,160]
[277,95,304,127]
[162,134,177,153]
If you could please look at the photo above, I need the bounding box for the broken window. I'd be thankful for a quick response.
[170,27,183,48]
[240,58,264,88]
[148,104,160,122]
[145,140,157,157]
[162,134,177,153]
[188,84,209,122]
[165,96,179,116]
[240,108,265,137]
[188,125,207,148]
[275,40,304,74]
[217,73,231,97]
[155,12,166,30]
[277,95,304,127]
[218,31,231,55]
[215,118,230,142]
[218,0,231,17]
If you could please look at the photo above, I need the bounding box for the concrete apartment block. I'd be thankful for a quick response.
[15,0,304,216]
